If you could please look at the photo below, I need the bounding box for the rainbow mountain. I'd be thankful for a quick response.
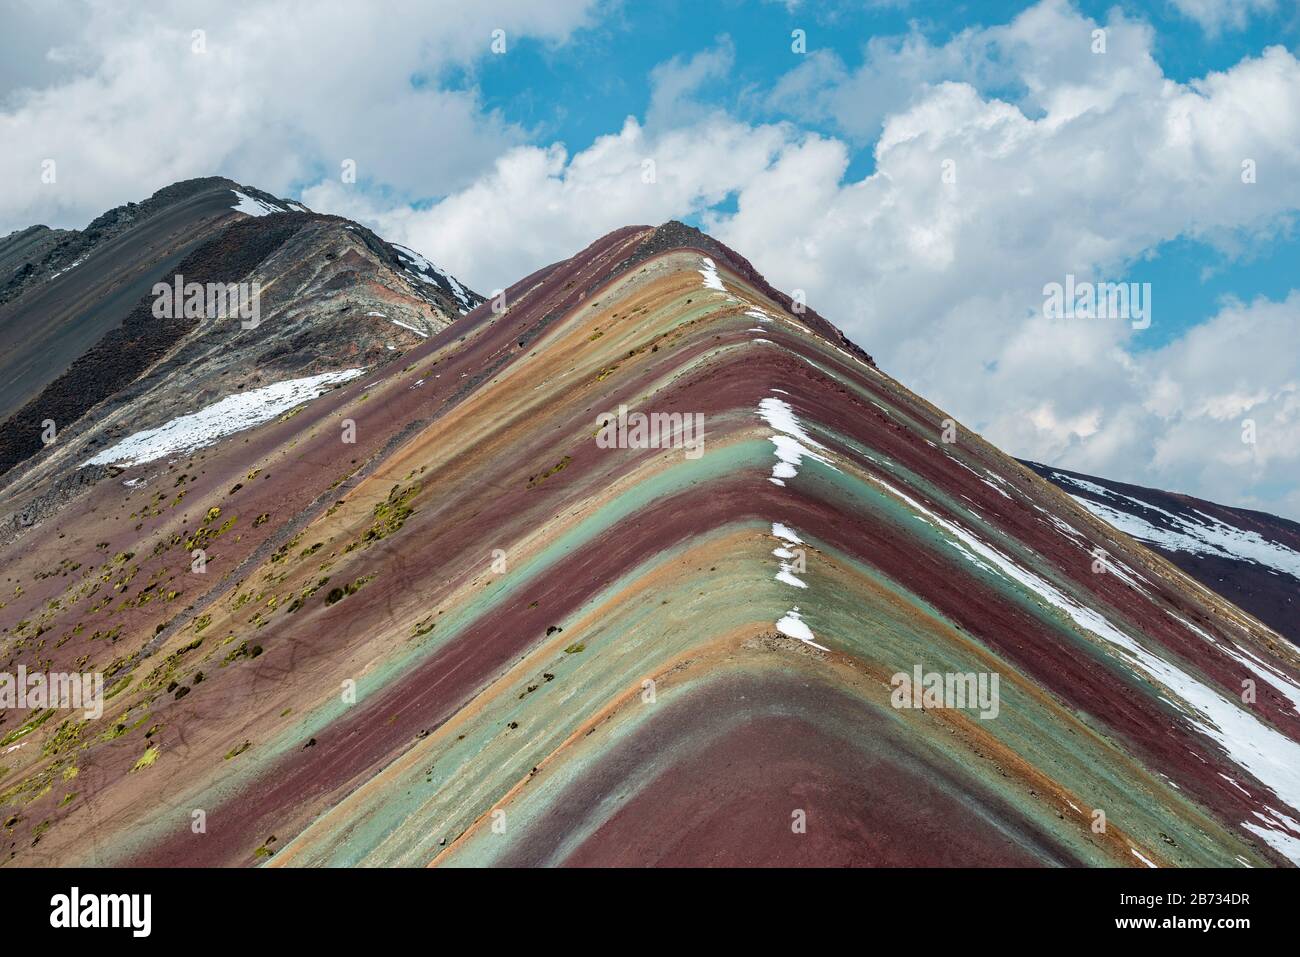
[2,204,1300,867]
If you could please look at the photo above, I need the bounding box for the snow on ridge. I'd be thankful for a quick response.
[866,470,1300,844]
[1069,493,1300,581]
[82,369,366,468]
[49,256,87,281]
[756,395,837,486]
[389,317,428,338]
[772,522,803,544]
[771,522,808,588]
[698,256,725,292]
[1050,472,1113,499]
[231,190,286,217]
[767,523,826,647]
[776,606,827,651]
[392,242,474,312]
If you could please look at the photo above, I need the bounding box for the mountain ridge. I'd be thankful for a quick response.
[0,179,484,542]
[1027,460,1300,647]
[1,199,1298,868]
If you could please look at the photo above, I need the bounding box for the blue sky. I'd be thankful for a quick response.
[3,0,1299,517]
[477,0,1296,144]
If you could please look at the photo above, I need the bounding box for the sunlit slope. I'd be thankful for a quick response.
[4,224,1299,867]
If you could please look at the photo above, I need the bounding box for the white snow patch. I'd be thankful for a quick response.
[772,522,803,544]
[82,369,365,468]
[1220,773,1251,795]
[365,310,428,338]
[698,257,725,292]
[981,477,1013,501]
[231,190,285,217]
[775,566,807,588]
[757,395,837,486]
[771,522,808,588]
[1130,848,1157,868]
[1179,615,1300,715]
[867,471,1300,824]
[776,607,828,651]
[1243,809,1300,864]
[1071,494,1300,582]
[1051,473,1113,498]
[49,256,87,280]
[393,243,473,311]
[386,316,429,338]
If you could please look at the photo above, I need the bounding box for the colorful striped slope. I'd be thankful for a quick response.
[3,222,1299,868]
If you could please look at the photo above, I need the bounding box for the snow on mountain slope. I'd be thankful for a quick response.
[390,243,482,315]
[0,180,483,543]
[84,369,366,467]
[1027,462,1300,647]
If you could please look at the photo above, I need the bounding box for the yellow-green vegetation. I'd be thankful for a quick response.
[41,718,88,757]
[100,709,152,743]
[287,577,330,613]
[360,483,421,544]
[325,574,375,606]
[130,746,160,772]
[186,515,236,551]
[527,456,571,488]
[225,740,252,760]
[0,708,55,748]
[222,641,263,665]
[140,637,203,692]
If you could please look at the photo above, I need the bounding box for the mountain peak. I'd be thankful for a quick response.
[1,205,1298,870]
[0,178,481,489]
